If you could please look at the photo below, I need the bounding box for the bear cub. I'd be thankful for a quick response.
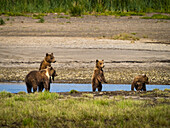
[25,67,57,93]
[131,74,149,91]
[92,60,107,92]
[39,53,56,70]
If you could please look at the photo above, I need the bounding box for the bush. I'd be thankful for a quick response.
[70,6,82,17]
[37,17,45,23]
[0,18,5,25]
[69,90,79,94]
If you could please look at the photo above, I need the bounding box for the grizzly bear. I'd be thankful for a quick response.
[39,53,56,70]
[39,67,58,91]
[25,67,57,93]
[91,60,107,92]
[131,74,149,91]
[39,53,56,85]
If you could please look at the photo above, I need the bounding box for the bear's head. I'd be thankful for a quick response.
[45,53,56,63]
[136,82,143,90]
[142,74,149,84]
[96,59,105,69]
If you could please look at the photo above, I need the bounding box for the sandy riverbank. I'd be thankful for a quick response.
[0,14,169,84]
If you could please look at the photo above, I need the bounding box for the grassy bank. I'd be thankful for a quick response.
[0,0,169,15]
[0,91,170,127]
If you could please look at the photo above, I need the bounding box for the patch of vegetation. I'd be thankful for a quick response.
[3,12,26,16]
[32,13,47,19]
[69,90,79,94]
[142,14,170,20]
[0,18,5,25]
[1,0,169,14]
[70,5,83,17]
[140,89,170,97]
[95,11,145,16]
[18,91,26,94]
[0,91,170,127]
[6,17,10,21]
[66,21,71,23]
[55,15,70,19]
[164,88,170,92]
[112,33,140,41]
[82,93,94,98]
[37,17,45,23]
[0,91,12,97]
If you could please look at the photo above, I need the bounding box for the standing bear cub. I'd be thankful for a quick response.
[25,67,57,93]
[92,60,107,92]
[39,53,56,70]
[131,74,149,91]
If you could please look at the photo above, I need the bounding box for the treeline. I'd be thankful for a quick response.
[0,0,169,13]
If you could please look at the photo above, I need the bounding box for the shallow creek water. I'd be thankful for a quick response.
[0,83,169,93]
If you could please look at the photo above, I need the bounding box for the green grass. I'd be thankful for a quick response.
[3,12,26,16]
[0,91,170,127]
[142,14,170,20]
[95,11,145,16]
[0,0,169,15]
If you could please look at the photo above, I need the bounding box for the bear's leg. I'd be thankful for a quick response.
[143,84,146,91]
[32,84,38,93]
[134,84,138,91]
[131,82,135,91]
[27,87,32,93]
[48,81,51,91]
[92,86,96,92]
[38,84,43,92]
[44,81,50,92]
[98,83,102,92]
[26,83,32,93]
[92,84,96,92]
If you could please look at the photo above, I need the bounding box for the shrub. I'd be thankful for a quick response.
[0,18,5,25]
[37,17,45,23]
[112,33,139,41]
[70,5,82,17]
[69,90,79,94]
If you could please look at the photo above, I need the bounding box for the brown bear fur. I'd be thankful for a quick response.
[39,53,56,85]
[39,53,56,70]
[25,67,57,93]
[92,60,107,92]
[131,74,149,91]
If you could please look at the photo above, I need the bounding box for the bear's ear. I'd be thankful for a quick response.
[46,53,48,56]
[142,74,146,77]
[51,53,53,55]
[96,59,99,63]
